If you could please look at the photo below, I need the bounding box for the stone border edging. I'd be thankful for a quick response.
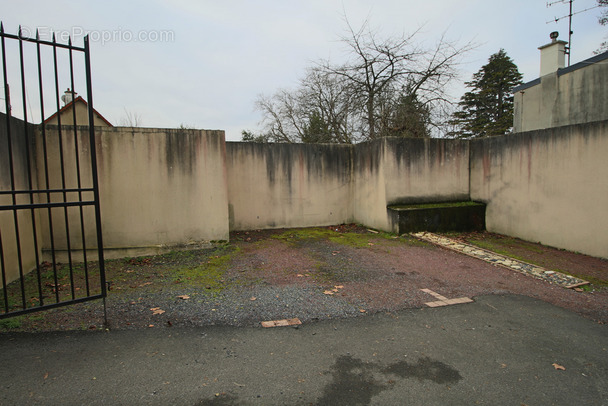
[410,232,589,289]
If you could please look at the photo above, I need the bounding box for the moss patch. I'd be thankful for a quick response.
[271,226,399,248]
[389,201,483,210]
[170,246,241,295]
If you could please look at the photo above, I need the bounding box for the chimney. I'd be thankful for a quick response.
[61,88,77,106]
[538,31,567,76]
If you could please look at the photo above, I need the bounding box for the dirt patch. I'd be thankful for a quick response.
[449,231,608,286]
[1,225,606,332]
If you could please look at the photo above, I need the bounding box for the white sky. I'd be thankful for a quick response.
[3,0,606,140]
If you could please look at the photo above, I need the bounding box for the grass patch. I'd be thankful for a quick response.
[457,233,608,288]
[467,238,536,263]
[0,244,240,312]
[389,201,483,210]
[272,226,398,248]
[0,317,23,329]
[170,246,241,295]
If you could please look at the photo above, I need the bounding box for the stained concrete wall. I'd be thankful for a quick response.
[226,138,470,233]
[471,120,608,259]
[353,138,470,232]
[513,52,608,133]
[3,115,606,285]
[0,113,40,283]
[37,126,229,254]
[226,142,353,230]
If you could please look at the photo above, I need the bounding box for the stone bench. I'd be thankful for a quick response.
[387,201,486,234]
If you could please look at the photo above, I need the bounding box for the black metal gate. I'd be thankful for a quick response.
[0,23,106,320]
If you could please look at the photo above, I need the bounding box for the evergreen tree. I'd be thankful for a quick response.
[450,49,523,138]
[384,86,431,138]
[241,130,270,143]
[302,110,332,143]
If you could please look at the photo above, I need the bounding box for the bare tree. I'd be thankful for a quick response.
[252,19,472,143]
[595,0,608,54]
[323,21,471,139]
[255,90,303,143]
[119,108,143,127]
[299,68,359,143]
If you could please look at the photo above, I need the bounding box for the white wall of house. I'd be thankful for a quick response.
[513,52,608,133]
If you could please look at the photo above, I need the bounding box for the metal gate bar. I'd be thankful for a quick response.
[0,23,106,320]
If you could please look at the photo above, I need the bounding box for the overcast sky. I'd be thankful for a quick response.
[3,0,605,140]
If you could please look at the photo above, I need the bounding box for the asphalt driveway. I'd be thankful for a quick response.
[1,294,607,405]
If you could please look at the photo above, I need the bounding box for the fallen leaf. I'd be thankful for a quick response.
[334,285,344,289]
[148,324,155,328]
[250,297,257,301]
[43,372,49,380]
[296,274,304,277]
[368,242,374,246]
[359,309,366,313]
[150,307,165,315]
[177,295,190,300]
[323,290,335,295]
[332,288,339,292]
[552,363,566,371]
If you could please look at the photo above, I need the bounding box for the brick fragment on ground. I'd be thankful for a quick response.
[261,318,302,328]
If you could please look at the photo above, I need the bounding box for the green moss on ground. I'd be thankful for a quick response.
[170,246,241,295]
[271,226,403,248]
[389,201,483,210]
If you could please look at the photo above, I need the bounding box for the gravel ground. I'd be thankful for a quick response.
[2,225,607,332]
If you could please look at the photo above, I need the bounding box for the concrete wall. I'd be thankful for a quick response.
[38,126,230,254]
[225,138,469,233]
[3,116,606,283]
[471,120,608,259]
[34,125,96,254]
[226,142,353,230]
[97,127,229,249]
[513,53,608,133]
[0,113,40,283]
[353,138,470,232]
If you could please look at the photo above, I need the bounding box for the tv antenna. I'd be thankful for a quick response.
[546,0,601,66]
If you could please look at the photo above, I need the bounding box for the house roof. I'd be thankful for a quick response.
[514,50,608,93]
[43,96,113,127]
